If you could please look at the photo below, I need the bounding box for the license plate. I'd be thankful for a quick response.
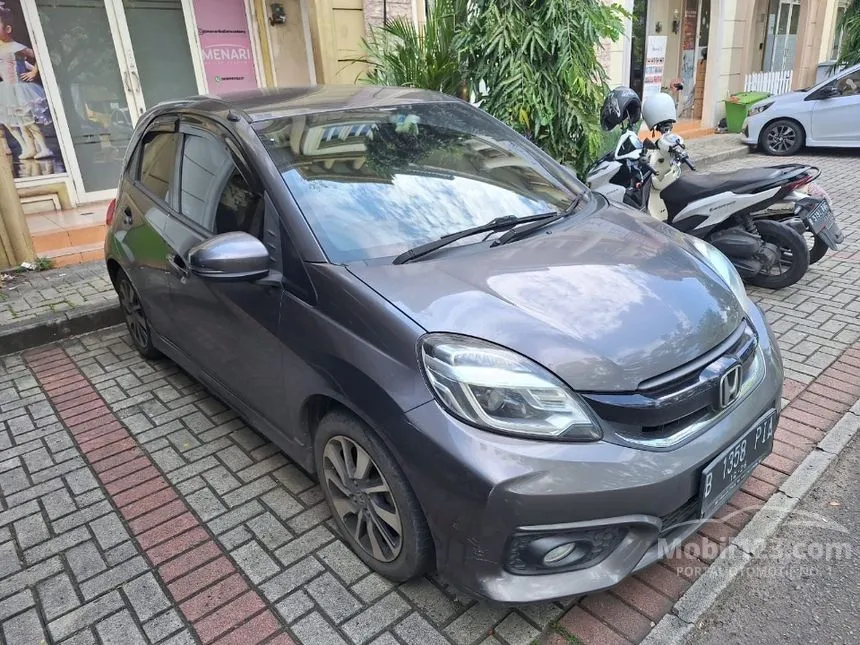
[699,411,776,519]
[804,200,834,234]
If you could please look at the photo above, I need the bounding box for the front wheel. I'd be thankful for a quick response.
[759,119,804,156]
[315,410,434,581]
[747,220,810,290]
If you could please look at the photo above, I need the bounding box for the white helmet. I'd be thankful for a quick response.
[642,92,677,130]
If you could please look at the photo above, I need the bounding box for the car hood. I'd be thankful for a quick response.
[348,203,744,392]
[769,90,809,106]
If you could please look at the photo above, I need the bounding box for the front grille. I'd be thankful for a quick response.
[582,321,760,445]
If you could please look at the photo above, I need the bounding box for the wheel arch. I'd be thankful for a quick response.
[106,257,123,288]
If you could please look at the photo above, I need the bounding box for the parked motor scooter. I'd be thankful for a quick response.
[588,88,844,289]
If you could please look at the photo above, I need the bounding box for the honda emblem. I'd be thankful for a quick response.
[718,364,743,409]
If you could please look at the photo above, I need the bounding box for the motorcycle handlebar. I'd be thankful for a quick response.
[682,155,696,171]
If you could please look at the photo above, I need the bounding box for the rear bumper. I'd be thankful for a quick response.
[400,302,783,603]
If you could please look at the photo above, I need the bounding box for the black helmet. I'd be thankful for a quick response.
[600,86,642,131]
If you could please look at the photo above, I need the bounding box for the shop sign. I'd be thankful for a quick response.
[643,36,667,100]
[193,0,259,93]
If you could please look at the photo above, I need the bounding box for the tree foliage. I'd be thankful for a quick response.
[835,0,860,68]
[357,0,468,97]
[457,0,626,174]
[358,0,626,175]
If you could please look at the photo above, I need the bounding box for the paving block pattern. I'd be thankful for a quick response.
[0,150,858,645]
[0,262,114,327]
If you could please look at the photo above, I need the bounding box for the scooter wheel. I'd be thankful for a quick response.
[747,220,810,290]
[809,235,828,265]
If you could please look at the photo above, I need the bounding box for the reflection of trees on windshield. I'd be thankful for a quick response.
[364,118,464,179]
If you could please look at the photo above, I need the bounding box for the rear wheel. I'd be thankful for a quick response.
[747,220,809,290]
[808,234,829,264]
[315,410,433,581]
[759,119,804,156]
[116,272,161,359]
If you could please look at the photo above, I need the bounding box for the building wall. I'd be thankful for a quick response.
[600,0,633,88]
[255,0,315,86]
[793,0,830,88]
[364,0,415,27]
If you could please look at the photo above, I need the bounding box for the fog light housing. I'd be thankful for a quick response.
[543,542,582,566]
[506,526,626,575]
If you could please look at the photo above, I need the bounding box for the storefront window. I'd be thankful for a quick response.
[0,2,67,181]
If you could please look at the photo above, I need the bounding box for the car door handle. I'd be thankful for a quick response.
[123,208,133,225]
[167,253,189,279]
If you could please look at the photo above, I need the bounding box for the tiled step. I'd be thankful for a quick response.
[41,242,104,267]
[26,203,110,267]
[31,223,106,254]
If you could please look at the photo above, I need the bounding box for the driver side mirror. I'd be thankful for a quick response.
[818,85,841,99]
[188,232,269,282]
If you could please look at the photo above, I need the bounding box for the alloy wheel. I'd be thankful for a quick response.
[766,124,796,153]
[322,435,403,562]
[118,278,149,350]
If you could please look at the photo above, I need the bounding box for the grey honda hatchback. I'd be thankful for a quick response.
[105,86,783,603]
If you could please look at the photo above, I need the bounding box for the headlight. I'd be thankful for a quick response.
[419,334,600,441]
[747,102,772,117]
[687,236,747,303]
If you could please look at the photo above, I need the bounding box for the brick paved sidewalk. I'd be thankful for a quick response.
[0,262,119,355]
[0,150,858,645]
[0,263,114,328]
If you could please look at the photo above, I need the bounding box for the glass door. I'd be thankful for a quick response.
[764,0,801,72]
[114,0,201,111]
[29,0,203,200]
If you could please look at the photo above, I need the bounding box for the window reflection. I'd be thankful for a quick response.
[255,103,583,263]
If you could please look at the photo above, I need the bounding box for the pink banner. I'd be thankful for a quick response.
[193,0,259,94]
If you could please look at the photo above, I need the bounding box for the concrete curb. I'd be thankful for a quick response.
[641,406,860,645]
[0,301,123,356]
[690,143,751,168]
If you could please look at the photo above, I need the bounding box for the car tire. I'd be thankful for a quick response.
[748,220,810,290]
[759,119,804,156]
[315,410,433,581]
[116,271,161,360]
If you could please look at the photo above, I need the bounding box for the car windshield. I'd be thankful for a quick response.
[253,102,584,263]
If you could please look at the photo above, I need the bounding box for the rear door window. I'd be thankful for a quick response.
[137,131,181,202]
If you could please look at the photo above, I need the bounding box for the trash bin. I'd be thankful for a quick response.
[724,91,771,133]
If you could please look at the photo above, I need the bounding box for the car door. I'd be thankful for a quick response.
[809,69,860,144]
[114,118,181,336]
[161,118,286,427]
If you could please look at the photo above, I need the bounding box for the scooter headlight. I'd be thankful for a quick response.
[687,236,748,304]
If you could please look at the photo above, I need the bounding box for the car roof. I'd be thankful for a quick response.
[154,86,461,123]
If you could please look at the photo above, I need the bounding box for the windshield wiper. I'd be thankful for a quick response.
[491,198,581,247]
[392,212,558,264]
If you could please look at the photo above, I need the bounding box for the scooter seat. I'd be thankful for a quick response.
[661,165,807,210]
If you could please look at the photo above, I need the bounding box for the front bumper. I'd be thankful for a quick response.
[741,116,759,145]
[400,302,783,603]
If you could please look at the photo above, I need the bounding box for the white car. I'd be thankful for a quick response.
[742,63,860,156]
